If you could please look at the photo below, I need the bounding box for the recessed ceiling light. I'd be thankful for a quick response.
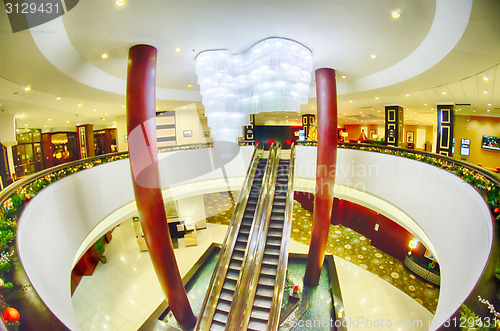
[487,109,491,112]
[101,118,106,121]
[370,54,376,59]
[20,114,25,118]
[391,11,401,19]
[44,125,47,128]
[488,103,492,106]
[483,90,488,94]
[115,0,125,6]
[442,91,447,95]
[48,118,52,121]
[56,97,61,100]
[121,104,125,108]
[424,103,427,106]
[175,48,182,53]
[349,100,353,103]
[483,76,489,81]
[101,53,109,59]
[187,84,192,87]
[375,97,379,100]
[104,113,108,115]
[78,104,82,107]
[406,94,410,97]
[24,86,31,91]
[93,109,97,112]
[341,75,347,79]
[24,124,28,126]
[66,120,69,123]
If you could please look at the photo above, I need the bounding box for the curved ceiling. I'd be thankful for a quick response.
[0,0,499,129]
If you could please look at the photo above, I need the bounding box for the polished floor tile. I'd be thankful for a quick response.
[72,218,432,330]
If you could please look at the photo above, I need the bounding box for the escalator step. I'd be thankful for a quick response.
[273,208,286,214]
[253,297,272,309]
[239,227,250,234]
[268,222,283,229]
[226,270,240,281]
[219,291,234,301]
[222,281,236,291]
[216,300,231,313]
[266,238,282,246]
[251,307,271,321]
[273,201,286,206]
[264,247,280,255]
[256,286,274,298]
[260,265,277,276]
[248,319,269,331]
[234,242,247,251]
[267,229,282,237]
[211,320,226,330]
[229,259,242,269]
[213,310,228,324]
[258,275,276,287]
[262,255,279,264]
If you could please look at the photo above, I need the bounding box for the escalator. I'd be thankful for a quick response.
[246,158,292,330]
[210,157,268,330]
[196,144,295,331]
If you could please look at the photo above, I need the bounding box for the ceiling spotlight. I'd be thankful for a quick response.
[115,0,125,7]
[56,97,61,100]
[66,120,69,123]
[187,84,192,87]
[93,109,97,112]
[483,90,488,94]
[370,54,377,59]
[101,118,106,121]
[121,104,125,107]
[44,125,47,128]
[101,53,109,59]
[487,109,491,112]
[442,91,447,95]
[175,48,182,53]
[24,86,31,91]
[375,96,379,100]
[341,75,347,79]
[488,103,492,106]
[483,76,489,81]
[78,104,82,107]
[24,124,28,126]
[48,118,52,121]
[406,94,410,97]
[104,113,108,115]
[20,114,25,118]
[391,11,401,19]
[349,100,353,103]
[424,103,427,106]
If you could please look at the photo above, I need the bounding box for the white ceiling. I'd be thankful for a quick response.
[0,0,499,130]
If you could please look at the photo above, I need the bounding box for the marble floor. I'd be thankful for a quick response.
[72,218,433,331]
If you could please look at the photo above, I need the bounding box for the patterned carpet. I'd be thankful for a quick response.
[203,192,440,314]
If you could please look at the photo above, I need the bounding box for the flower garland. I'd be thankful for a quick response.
[478,296,500,318]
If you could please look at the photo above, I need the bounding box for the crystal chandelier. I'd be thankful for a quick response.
[196,37,313,142]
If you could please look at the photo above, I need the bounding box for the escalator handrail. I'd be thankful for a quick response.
[229,142,282,330]
[224,142,280,330]
[195,144,264,330]
[267,143,296,331]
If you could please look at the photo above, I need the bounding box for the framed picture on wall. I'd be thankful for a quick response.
[406,131,414,143]
[183,130,192,137]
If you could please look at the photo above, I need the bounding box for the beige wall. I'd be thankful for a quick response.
[453,115,500,169]
[175,107,207,146]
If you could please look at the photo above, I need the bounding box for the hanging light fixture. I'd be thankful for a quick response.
[196,37,313,142]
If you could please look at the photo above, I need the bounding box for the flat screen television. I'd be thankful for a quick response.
[482,136,500,151]
[460,139,470,156]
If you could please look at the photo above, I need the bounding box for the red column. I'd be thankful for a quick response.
[126,44,196,329]
[304,68,338,286]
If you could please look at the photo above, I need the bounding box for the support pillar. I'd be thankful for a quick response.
[436,105,455,156]
[76,124,95,159]
[304,68,338,286]
[126,44,196,329]
[384,105,404,147]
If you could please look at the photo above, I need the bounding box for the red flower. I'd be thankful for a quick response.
[494,208,500,214]
[3,307,20,323]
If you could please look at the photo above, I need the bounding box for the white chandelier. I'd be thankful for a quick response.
[195,37,313,143]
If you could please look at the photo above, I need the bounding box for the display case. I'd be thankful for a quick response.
[12,129,43,178]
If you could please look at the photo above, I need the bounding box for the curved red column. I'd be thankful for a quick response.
[304,68,338,286]
[126,44,196,329]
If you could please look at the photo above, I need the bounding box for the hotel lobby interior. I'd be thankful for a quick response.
[0,0,499,330]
